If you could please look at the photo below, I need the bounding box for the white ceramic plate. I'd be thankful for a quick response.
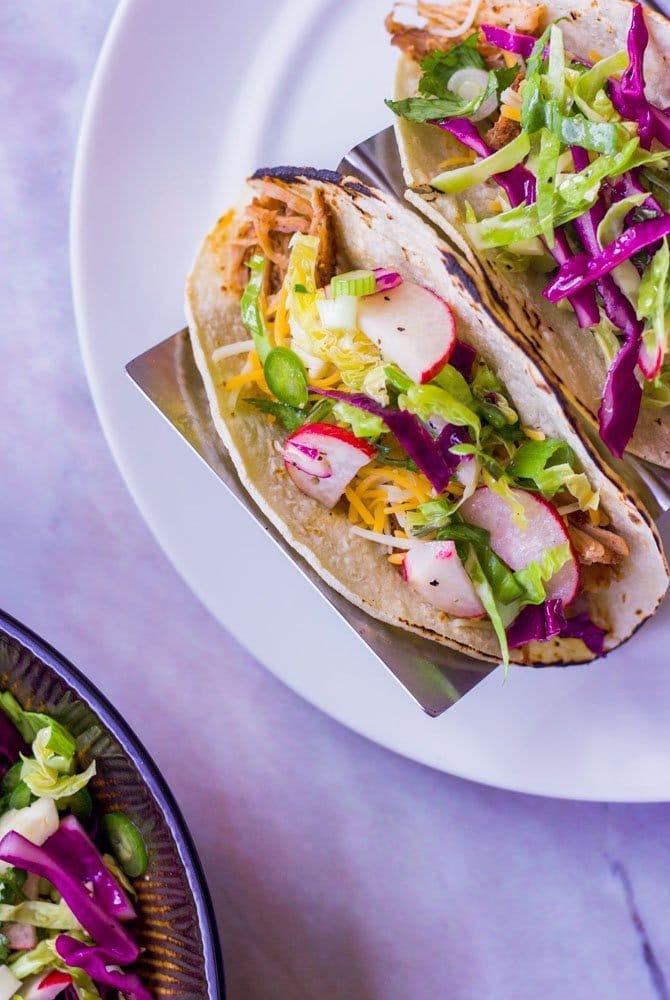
[72,0,670,801]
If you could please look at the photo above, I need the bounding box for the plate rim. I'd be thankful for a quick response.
[70,0,670,805]
[0,605,226,998]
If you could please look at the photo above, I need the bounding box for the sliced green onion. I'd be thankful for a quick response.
[263,347,308,407]
[330,269,376,298]
[431,131,530,194]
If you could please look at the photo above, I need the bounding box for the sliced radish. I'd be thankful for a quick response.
[18,970,72,1000]
[0,966,21,1000]
[357,281,455,384]
[0,799,59,873]
[283,423,375,508]
[403,540,485,618]
[461,487,580,606]
[372,268,403,293]
[5,922,36,950]
[638,338,663,380]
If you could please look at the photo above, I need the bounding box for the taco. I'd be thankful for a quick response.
[185,167,667,666]
[387,0,670,464]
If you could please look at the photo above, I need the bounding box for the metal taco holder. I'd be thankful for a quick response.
[126,127,670,718]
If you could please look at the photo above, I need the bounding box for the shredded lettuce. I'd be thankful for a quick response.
[558,139,639,207]
[332,401,385,439]
[240,254,272,363]
[507,437,575,479]
[536,129,561,246]
[462,545,510,667]
[20,730,95,801]
[431,132,530,194]
[510,544,571,607]
[9,938,101,998]
[0,695,74,756]
[573,51,629,122]
[0,899,80,931]
[596,192,648,305]
[286,236,387,401]
[399,383,481,439]
[637,238,670,370]
[593,314,621,368]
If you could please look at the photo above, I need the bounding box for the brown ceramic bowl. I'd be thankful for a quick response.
[0,609,224,999]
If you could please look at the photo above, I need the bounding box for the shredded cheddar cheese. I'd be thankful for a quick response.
[437,153,477,170]
[273,285,290,345]
[500,105,522,122]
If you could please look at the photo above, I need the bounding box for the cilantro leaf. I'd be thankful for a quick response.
[418,35,484,98]
[387,72,497,124]
[243,398,306,431]
[387,64,515,125]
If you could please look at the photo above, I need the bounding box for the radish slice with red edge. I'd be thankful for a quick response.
[460,487,580,606]
[403,540,485,618]
[372,268,403,293]
[282,423,375,508]
[18,970,72,1000]
[357,281,455,384]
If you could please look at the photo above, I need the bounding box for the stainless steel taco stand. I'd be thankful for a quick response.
[126,127,670,718]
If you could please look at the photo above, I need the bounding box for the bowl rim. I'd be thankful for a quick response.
[0,607,225,999]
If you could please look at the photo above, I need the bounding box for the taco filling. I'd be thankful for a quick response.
[210,183,638,666]
[387,2,670,459]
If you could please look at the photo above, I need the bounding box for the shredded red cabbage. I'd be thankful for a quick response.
[55,936,152,1000]
[570,147,643,457]
[436,424,471,474]
[437,119,536,205]
[437,120,599,327]
[309,388,455,492]
[543,215,670,302]
[480,23,536,58]
[449,340,477,381]
[559,612,607,656]
[46,816,136,922]
[507,600,566,648]
[0,831,139,965]
[507,600,606,653]
[608,4,670,150]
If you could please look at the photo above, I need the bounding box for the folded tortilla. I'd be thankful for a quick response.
[392,0,670,466]
[185,167,667,665]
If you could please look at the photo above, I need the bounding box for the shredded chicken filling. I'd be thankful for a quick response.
[222,181,337,309]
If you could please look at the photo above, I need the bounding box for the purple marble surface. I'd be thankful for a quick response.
[2,4,670,998]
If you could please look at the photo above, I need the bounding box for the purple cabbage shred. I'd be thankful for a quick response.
[436,120,599,327]
[56,935,153,1000]
[309,387,456,493]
